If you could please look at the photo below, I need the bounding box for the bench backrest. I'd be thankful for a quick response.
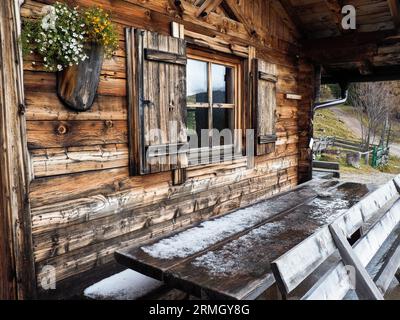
[272,176,400,300]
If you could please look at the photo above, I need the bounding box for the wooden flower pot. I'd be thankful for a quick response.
[57,44,104,112]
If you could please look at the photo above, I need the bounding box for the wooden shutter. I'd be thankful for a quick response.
[126,28,188,175]
[253,58,277,156]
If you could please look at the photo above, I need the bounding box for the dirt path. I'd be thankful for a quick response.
[331,107,400,158]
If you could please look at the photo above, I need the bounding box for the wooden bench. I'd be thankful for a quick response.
[271,177,400,300]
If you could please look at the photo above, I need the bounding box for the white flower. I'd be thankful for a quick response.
[43,57,47,61]
[57,64,63,71]
[41,5,57,31]
[32,61,36,65]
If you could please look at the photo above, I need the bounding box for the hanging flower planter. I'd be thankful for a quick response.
[21,2,118,112]
[57,44,104,111]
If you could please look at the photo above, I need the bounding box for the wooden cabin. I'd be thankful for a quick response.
[1,0,400,299]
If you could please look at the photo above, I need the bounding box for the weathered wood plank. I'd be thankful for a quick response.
[145,49,187,65]
[329,223,384,300]
[271,226,337,295]
[24,71,127,96]
[27,120,128,149]
[0,0,36,299]
[29,154,298,208]
[31,144,129,178]
[25,91,127,121]
[373,235,400,294]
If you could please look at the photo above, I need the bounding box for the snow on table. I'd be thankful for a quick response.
[141,180,339,260]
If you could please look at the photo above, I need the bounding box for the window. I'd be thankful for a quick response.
[186,51,241,155]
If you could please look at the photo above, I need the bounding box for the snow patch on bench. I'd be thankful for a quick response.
[84,270,162,300]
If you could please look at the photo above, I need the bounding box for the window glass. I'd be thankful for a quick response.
[187,59,208,104]
[212,108,234,146]
[186,57,237,151]
[187,108,209,148]
[212,64,234,104]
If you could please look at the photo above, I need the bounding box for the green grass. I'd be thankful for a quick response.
[314,108,359,141]
[317,152,378,174]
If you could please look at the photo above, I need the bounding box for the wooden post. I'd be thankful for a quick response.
[329,224,384,300]
[0,0,36,299]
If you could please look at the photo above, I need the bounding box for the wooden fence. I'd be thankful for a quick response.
[313,136,389,167]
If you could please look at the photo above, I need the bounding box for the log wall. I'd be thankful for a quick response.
[21,0,315,298]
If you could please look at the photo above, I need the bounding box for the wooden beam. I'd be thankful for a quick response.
[329,224,384,300]
[358,60,374,76]
[374,238,400,294]
[0,0,36,299]
[388,0,400,29]
[303,30,396,64]
[195,0,223,18]
[223,0,256,37]
[167,0,184,18]
[322,65,400,83]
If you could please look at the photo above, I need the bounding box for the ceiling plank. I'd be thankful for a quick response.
[388,0,400,29]
[324,0,344,33]
[196,0,223,18]
[278,0,306,38]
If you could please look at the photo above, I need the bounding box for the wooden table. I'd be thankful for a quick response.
[115,179,373,300]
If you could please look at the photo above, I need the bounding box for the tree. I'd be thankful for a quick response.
[348,82,395,150]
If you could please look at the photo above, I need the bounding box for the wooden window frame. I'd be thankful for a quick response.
[186,47,244,166]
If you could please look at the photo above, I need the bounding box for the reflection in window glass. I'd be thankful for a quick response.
[187,59,208,104]
[212,64,234,104]
[212,108,234,146]
[187,108,209,148]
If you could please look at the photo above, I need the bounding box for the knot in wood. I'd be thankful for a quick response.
[105,120,114,128]
[56,124,68,135]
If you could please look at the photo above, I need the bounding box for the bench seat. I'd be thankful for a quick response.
[272,177,400,300]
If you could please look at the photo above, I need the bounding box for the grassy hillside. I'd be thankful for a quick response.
[314,108,359,141]
[313,107,400,174]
